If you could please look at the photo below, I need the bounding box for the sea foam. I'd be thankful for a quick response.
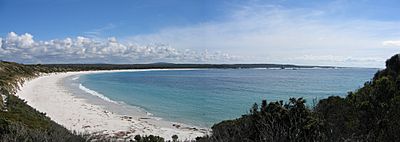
[79,84,117,103]
[71,76,80,80]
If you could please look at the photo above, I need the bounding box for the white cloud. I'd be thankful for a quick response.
[286,55,386,67]
[6,32,35,48]
[1,2,399,67]
[124,2,400,68]
[383,40,400,47]
[84,23,117,39]
[0,32,238,64]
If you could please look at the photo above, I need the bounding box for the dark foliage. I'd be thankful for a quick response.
[207,98,326,142]
[132,135,164,142]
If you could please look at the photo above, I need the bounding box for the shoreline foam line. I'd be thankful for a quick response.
[15,69,208,140]
[78,83,117,104]
[77,82,159,119]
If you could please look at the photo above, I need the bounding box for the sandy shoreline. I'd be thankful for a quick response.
[15,69,209,141]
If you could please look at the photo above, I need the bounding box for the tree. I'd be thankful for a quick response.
[134,135,141,142]
[172,135,178,142]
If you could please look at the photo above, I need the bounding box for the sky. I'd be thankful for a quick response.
[0,0,400,67]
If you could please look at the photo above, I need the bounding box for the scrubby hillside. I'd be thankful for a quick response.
[199,54,400,142]
[0,61,85,142]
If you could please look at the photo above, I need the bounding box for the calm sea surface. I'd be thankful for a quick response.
[78,68,377,127]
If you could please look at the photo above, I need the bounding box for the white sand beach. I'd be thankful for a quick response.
[15,70,209,141]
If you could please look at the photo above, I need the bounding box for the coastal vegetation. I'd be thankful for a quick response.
[133,135,165,142]
[1,54,400,141]
[0,61,85,141]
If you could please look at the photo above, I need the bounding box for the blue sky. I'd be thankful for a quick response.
[0,0,231,39]
[1,0,400,67]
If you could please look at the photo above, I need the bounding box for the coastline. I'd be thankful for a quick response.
[15,69,209,140]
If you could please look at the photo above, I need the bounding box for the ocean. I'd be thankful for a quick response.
[73,68,377,127]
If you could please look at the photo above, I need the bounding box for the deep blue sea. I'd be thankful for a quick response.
[78,68,377,127]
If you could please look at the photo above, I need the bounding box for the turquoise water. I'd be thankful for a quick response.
[78,68,377,127]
